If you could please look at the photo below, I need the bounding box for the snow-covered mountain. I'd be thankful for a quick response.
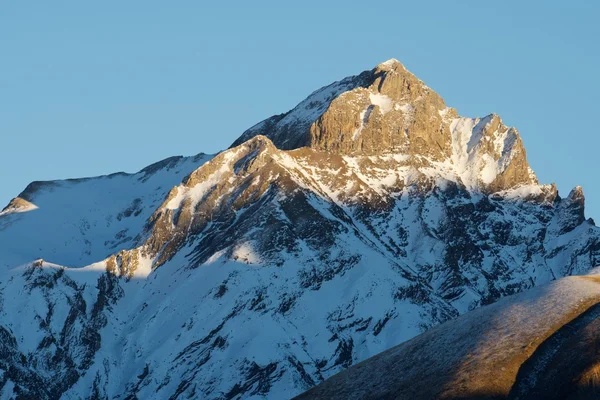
[297,271,600,400]
[1,59,598,399]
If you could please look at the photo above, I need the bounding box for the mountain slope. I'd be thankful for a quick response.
[296,272,600,400]
[0,153,212,270]
[0,59,598,399]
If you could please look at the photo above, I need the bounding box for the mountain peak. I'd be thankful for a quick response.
[568,185,585,200]
[232,59,536,192]
[376,58,404,70]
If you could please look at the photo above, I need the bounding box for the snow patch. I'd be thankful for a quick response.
[379,58,400,68]
[395,103,414,114]
[498,184,544,200]
[369,93,393,114]
[232,242,261,264]
[353,109,368,141]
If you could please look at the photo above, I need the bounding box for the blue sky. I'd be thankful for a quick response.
[1,1,599,218]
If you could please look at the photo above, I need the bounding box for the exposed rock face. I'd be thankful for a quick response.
[0,196,37,215]
[309,60,448,158]
[231,69,376,150]
[234,59,535,192]
[0,59,598,399]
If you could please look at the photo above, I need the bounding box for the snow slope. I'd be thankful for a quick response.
[0,153,212,269]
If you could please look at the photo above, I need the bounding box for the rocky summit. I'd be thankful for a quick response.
[0,59,598,399]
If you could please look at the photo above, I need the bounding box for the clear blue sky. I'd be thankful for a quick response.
[1,1,599,218]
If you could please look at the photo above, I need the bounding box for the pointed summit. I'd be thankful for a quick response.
[568,185,585,201]
[231,58,536,191]
[374,58,417,78]
[231,58,443,152]
[377,58,404,69]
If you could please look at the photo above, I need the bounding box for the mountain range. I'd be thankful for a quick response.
[1,59,598,399]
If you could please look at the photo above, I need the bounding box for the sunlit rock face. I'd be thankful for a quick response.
[234,59,535,192]
[1,59,599,399]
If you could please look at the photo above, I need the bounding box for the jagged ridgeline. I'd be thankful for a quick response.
[0,59,598,399]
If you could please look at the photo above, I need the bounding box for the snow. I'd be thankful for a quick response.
[499,184,544,200]
[341,156,399,196]
[369,93,393,114]
[134,254,154,278]
[395,103,414,113]
[379,58,400,68]
[479,154,498,184]
[438,107,452,119]
[0,59,595,400]
[352,109,368,140]
[0,137,597,399]
[299,275,600,399]
[587,266,600,275]
[0,201,38,216]
[166,150,240,212]
[164,187,185,210]
[231,242,261,264]
[0,153,213,270]
[1,380,15,400]
[447,115,523,190]
[352,93,393,140]
[268,75,366,133]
